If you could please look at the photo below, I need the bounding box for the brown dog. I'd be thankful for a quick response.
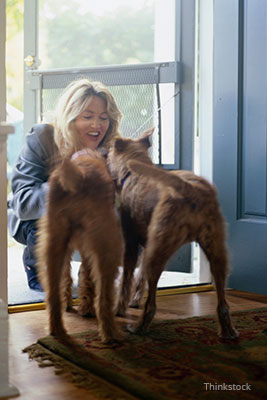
[107,129,238,340]
[37,149,124,343]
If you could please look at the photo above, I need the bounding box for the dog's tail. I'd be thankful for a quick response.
[56,158,112,196]
[57,158,83,193]
[127,160,195,195]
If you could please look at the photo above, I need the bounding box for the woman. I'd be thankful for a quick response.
[8,78,122,291]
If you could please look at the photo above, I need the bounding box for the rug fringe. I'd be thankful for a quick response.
[23,343,136,399]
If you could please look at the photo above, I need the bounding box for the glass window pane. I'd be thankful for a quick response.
[39,0,156,69]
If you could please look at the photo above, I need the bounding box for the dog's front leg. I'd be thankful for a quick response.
[128,245,167,334]
[129,252,146,308]
[128,281,157,335]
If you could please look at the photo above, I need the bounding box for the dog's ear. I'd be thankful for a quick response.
[138,127,154,148]
[114,137,127,153]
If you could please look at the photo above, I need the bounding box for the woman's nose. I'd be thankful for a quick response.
[90,118,101,128]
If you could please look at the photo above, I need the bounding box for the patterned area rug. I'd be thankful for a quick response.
[23,308,267,400]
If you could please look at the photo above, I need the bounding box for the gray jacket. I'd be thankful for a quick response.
[8,123,58,237]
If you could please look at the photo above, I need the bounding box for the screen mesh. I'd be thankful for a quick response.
[41,73,160,162]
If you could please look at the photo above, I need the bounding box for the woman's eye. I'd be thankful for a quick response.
[82,115,109,121]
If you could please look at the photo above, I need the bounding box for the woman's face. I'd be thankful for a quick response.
[74,95,110,150]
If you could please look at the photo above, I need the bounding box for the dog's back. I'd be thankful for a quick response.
[110,156,220,247]
[128,159,212,195]
[49,156,115,228]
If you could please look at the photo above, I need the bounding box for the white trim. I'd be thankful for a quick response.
[199,0,214,283]
[0,1,19,397]
[0,0,8,306]
[154,0,175,164]
[198,0,213,183]
[195,0,214,284]
[0,301,19,399]
[24,0,39,132]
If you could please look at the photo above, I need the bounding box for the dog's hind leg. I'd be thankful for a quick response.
[91,250,123,343]
[198,225,239,340]
[77,256,96,317]
[62,248,74,312]
[46,230,71,338]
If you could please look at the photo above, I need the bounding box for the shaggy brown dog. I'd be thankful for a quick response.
[107,129,238,340]
[37,149,124,343]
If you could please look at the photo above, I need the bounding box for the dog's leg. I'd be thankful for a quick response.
[116,238,139,316]
[128,239,172,334]
[198,226,239,340]
[63,262,73,312]
[46,233,70,338]
[129,252,146,308]
[62,247,74,312]
[128,253,163,334]
[77,256,96,317]
[92,251,123,343]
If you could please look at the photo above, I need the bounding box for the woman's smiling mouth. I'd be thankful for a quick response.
[87,132,100,137]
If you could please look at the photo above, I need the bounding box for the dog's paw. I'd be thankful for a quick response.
[219,327,239,341]
[126,323,148,335]
[115,305,127,317]
[50,327,69,338]
[66,305,76,313]
[101,330,125,344]
[80,311,96,318]
[129,299,140,309]
[78,306,96,318]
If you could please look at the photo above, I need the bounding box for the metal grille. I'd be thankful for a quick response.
[42,83,160,162]
[29,62,180,163]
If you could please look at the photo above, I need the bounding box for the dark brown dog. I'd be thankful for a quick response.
[107,129,238,340]
[37,149,124,343]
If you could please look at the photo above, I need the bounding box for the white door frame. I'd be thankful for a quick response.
[0,0,14,304]
[0,1,19,397]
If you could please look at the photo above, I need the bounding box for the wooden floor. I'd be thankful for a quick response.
[5,289,267,400]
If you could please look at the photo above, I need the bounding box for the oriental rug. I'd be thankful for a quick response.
[23,308,267,400]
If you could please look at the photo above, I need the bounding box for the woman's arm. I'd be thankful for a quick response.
[9,124,56,221]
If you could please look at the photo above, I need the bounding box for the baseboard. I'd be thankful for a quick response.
[226,289,267,304]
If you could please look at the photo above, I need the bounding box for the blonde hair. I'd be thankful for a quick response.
[53,78,122,158]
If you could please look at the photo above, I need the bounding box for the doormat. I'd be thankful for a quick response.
[23,308,267,399]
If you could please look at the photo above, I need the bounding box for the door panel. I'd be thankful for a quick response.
[213,0,267,294]
[241,1,267,217]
